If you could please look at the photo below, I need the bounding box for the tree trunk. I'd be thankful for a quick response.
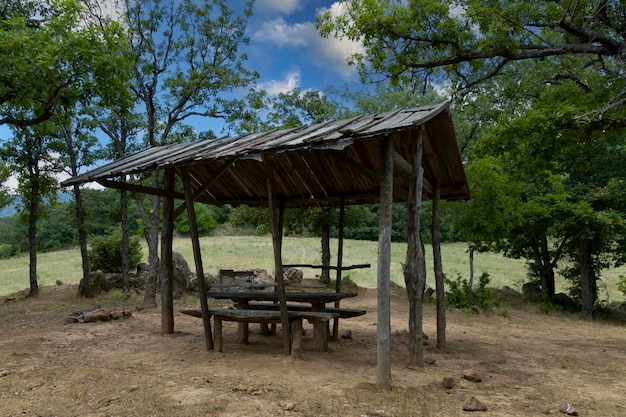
[431,181,446,349]
[73,184,91,298]
[28,182,39,296]
[120,186,130,293]
[469,247,475,305]
[320,208,331,285]
[404,130,425,367]
[160,169,175,334]
[578,238,594,320]
[377,136,394,390]
[142,170,160,309]
[539,235,556,297]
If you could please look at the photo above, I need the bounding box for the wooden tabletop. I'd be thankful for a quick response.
[206,290,357,304]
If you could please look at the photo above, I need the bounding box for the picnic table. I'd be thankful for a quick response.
[205,290,359,351]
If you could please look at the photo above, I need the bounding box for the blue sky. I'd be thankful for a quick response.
[246,0,363,95]
[1,0,363,191]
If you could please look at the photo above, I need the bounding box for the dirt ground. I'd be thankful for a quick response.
[1,284,626,417]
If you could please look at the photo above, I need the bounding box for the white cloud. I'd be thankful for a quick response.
[256,0,302,15]
[258,71,301,95]
[252,9,364,81]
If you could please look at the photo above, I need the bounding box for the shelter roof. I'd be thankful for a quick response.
[62,102,469,207]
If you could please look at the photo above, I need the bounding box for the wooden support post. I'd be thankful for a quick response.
[160,168,175,334]
[332,198,346,340]
[181,170,213,351]
[265,160,291,356]
[214,316,223,352]
[377,136,394,390]
[291,319,303,359]
[431,181,446,349]
[404,129,426,367]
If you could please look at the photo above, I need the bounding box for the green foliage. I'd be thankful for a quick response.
[174,204,218,236]
[88,230,142,273]
[445,272,493,311]
[618,276,626,297]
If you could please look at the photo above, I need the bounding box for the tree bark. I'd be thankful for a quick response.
[73,184,91,298]
[377,136,394,390]
[579,238,594,320]
[469,247,475,306]
[431,181,446,349]
[320,207,331,285]
[142,170,160,309]
[404,130,425,367]
[27,180,39,296]
[160,168,175,334]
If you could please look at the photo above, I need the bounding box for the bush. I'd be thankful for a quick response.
[445,272,493,311]
[88,230,142,273]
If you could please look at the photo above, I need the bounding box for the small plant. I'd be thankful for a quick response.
[618,275,626,297]
[445,272,493,311]
[88,229,142,273]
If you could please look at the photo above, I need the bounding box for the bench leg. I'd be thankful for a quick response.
[214,316,223,352]
[238,323,249,343]
[259,323,272,336]
[313,322,328,352]
[291,319,303,359]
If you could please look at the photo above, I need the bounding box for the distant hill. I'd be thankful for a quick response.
[0,192,73,218]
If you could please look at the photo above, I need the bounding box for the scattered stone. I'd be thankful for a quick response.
[283,268,303,284]
[55,280,64,286]
[279,401,297,411]
[442,376,457,389]
[462,369,482,382]
[559,403,579,416]
[425,287,435,297]
[0,370,11,377]
[425,357,436,365]
[341,329,352,339]
[463,396,488,412]
[501,286,519,295]
[1,297,16,306]
[522,281,543,301]
[470,305,483,315]
[552,293,576,309]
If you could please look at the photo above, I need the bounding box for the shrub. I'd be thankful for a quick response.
[88,230,142,273]
[445,272,493,311]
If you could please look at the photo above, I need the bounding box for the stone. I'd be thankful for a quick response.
[463,396,488,412]
[462,369,482,382]
[425,357,436,365]
[522,281,543,301]
[425,287,435,297]
[442,376,457,389]
[341,330,352,339]
[283,268,303,284]
[559,403,579,416]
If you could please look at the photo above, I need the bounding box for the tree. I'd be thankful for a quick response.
[1,123,64,295]
[318,0,626,117]
[0,0,132,127]
[122,0,257,308]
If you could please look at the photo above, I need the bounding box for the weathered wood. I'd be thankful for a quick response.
[160,168,175,334]
[377,136,394,390]
[181,169,213,351]
[245,302,367,319]
[332,199,346,340]
[291,319,303,359]
[404,128,426,367]
[265,160,291,355]
[431,180,446,349]
[282,263,370,271]
[214,315,223,352]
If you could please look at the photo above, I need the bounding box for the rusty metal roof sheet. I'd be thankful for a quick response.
[62,102,469,207]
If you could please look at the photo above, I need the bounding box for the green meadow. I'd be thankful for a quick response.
[1,235,625,301]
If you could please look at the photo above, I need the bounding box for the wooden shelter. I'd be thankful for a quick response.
[62,101,470,388]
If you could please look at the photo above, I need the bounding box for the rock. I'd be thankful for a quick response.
[501,286,519,295]
[55,279,64,286]
[463,396,488,412]
[470,305,483,315]
[341,330,352,339]
[425,357,436,365]
[425,287,435,297]
[462,369,482,382]
[0,370,11,377]
[559,403,578,416]
[552,293,576,309]
[522,281,543,301]
[172,252,195,292]
[283,268,303,284]
[442,376,456,389]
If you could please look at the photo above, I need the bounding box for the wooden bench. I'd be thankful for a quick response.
[246,302,367,319]
[179,308,338,357]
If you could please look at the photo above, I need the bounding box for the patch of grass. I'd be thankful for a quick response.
[2,236,625,302]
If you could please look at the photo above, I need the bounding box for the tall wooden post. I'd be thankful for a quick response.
[332,199,346,340]
[265,160,291,355]
[377,137,394,390]
[160,168,175,334]
[404,129,426,366]
[181,170,213,351]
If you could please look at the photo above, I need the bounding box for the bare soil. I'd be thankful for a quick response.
[1,284,626,417]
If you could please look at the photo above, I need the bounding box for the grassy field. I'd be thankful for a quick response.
[1,235,625,301]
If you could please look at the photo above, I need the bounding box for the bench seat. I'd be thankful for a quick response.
[246,302,367,319]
